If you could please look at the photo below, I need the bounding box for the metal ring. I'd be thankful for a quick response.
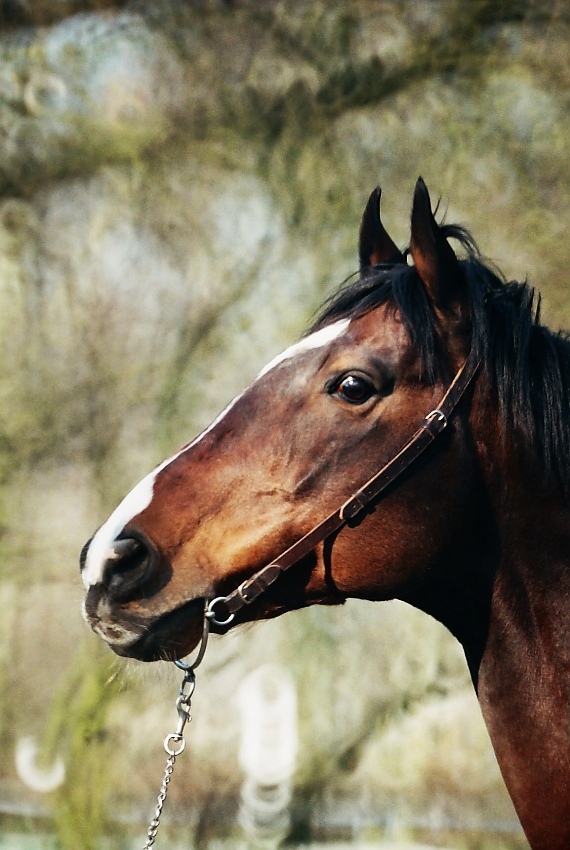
[164,733,186,757]
[205,596,235,627]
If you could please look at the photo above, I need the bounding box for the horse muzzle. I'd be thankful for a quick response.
[82,585,206,662]
[80,531,205,661]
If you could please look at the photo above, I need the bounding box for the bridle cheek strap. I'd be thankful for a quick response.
[207,348,481,627]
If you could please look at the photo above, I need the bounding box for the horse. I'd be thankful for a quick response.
[80,178,570,850]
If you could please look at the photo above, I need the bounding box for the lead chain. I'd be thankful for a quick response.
[142,668,195,849]
[141,607,212,850]
[142,750,176,849]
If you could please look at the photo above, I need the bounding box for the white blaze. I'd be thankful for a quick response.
[82,319,350,589]
[255,320,350,379]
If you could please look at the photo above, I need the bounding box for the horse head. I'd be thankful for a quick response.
[81,178,484,663]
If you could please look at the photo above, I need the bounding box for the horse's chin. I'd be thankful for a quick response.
[109,597,206,662]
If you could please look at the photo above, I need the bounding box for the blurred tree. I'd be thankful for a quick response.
[0,1,566,846]
[42,643,123,850]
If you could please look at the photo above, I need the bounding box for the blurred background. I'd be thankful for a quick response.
[0,1,568,848]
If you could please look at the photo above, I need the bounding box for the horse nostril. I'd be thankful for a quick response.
[104,536,157,602]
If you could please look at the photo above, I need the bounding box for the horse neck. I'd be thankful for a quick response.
[467,397,570,848]
[475,403,570,670]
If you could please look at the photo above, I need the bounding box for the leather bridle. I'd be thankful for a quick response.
[205,346,481,628]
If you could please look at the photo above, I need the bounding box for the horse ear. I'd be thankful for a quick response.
[410,177,463,312]
[359,186,404,271]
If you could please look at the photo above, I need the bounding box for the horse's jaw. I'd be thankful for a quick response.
[82,589,206,662]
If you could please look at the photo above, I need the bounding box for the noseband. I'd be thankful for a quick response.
[206,347,481,628]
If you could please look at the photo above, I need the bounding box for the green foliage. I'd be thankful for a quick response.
[43,642,124,850]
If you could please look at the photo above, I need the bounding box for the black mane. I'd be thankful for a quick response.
[310,226,570,496]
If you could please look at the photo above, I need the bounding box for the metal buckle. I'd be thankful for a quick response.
[425,409,447,427]
[236,579,255,605]
[339,493,367,522]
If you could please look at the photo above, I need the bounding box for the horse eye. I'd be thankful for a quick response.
[333,375,376,405]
